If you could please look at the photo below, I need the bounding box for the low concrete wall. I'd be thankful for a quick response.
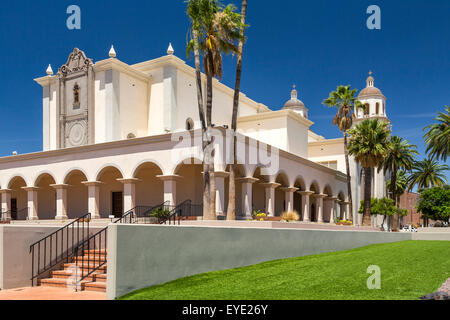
[106,224,411,299]
[0,225,103,290]
[412,232,450,241]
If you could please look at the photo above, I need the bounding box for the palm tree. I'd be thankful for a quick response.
[386,170,409,204]
[227,0,247,221]
[186,0,243,219]
[424,106,450,162]
[347,119,391,226]
[323,85,364,222]
[379,136,418,230]
[408,158,449,190]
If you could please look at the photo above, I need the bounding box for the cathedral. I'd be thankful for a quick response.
[0,44,390,226]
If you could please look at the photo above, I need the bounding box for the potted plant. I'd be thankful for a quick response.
[281,211,300,223]
[252,210,267,221]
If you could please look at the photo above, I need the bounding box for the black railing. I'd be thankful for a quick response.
[160,200,193,225]
[14,207,29,220]
[30,213,91,286]
[72,227,108,291]
[115,202,170,224]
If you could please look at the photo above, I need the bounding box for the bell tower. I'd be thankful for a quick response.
[355,71,389,124]
[56,48,95,148]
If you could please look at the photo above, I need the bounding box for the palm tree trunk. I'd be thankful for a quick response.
[343,132,353,222]
[205,51,216,220]
[192,30,210,219]
[390,166,399,231]
[362,167,372,226]
[227,0,247,221]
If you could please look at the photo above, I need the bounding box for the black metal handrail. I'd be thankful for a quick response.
[72,227,108,291]
[71,203,169,290]
[115,201,170,224]
[13,207,29,220]
[160,200,192,225]
[30,213,91,286]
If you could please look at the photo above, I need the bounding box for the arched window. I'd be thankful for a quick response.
[376,103,380,115]
[364,103,370,116]
[186,118,194,131]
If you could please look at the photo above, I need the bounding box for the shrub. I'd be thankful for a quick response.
[150,207,171,220]
[252,210,267,221]
[281,211,299,222]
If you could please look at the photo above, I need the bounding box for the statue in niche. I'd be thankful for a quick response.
[73,83,80,109]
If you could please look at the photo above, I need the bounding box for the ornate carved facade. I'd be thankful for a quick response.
[56,48,94,148]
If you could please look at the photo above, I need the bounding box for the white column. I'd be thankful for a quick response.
[51,184,69,220]
[279,187,299,212]
[214,171,229,216]
[22,187,39,220]
[237,177,258,218]
[157,175,182,205]
[0,189,12,220]
[82,181,102,219]
[260,183,280,217]
[314,194,326,223]
[326,196,338,224]
[117,178,141,213]
[299,191,313,222]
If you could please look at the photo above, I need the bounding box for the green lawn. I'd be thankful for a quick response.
[119,241,450,300]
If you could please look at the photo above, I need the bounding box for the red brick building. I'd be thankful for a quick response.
[399,192,424,227]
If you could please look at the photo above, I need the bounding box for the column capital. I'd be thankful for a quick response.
[214,171,230,178]
[22,186,39,192]
[325,196,339,201]
[81,181,104,187]
[50,184,70,190]
[156,175,182,182]
[260,182,281,189]
[279,187,299,193]
[0,189,13,194]
[236,177,259,184]
[298,190,314,196]
[117,178,142,184]
[312,193,327,199]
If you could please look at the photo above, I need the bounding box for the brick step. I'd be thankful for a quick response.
[72,255,107,263]
[50,270,104,281]
[82,281,106,292]
[62,262,107,271]
[38,277,89,289]
[94,273,107,282]
[83,249,107,255]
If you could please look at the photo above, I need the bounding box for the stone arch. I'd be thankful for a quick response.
[131,160,164,179]
[33,171,57,187]
[34,173,57,220]
[133,161,164,207]
[252,166,269,214]
[64,169,88,218]
[171,156,203,176]
[63,168,89,184]
[309,181,320,222]
[275,171,289,216]
[175,157,203,205]
[323,184,333,196]
[95,164,124,182]
[97,166,124,218]
[7,175,27,189]
[293,176,306,218]
[7,176,27,220]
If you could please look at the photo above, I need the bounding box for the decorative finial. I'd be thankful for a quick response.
[46,64,53,76]
[291,84,298,99]
[167,43,174,55]
[369,70,372,75]
[109,45,117,58]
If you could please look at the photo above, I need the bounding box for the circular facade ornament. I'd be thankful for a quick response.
[68,122,86,146]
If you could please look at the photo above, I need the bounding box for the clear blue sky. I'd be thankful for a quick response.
[0,0,448,169]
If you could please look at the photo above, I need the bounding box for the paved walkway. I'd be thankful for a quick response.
[0,286,106,300]
[438,278,450,294]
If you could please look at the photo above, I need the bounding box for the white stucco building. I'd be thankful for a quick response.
[0,46,389,225]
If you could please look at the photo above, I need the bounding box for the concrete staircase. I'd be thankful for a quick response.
[38,249,107,292]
